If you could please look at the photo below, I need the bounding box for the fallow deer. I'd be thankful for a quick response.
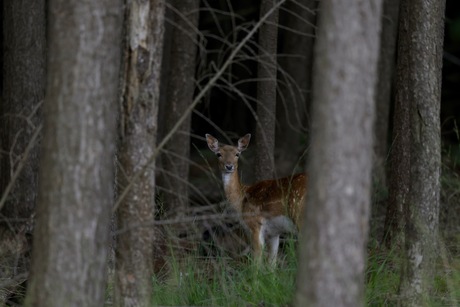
[206,133,306,264]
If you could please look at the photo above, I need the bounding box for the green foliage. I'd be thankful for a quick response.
[151,240,298,306]
[147,235,460,307]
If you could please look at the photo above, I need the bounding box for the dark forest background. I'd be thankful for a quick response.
[1,0,459,306]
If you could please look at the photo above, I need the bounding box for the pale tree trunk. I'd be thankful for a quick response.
[0,0,45,303]
[115,0,165,306]
[398,0,445,304]
[276,0,317,176]
[373,0,400,190]
[157,0,199,217]
[295,0,383,306]
[24,0,123,306]
[254,0,279,182]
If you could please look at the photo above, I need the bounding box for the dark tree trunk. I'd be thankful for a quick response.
[382,0,409,249]
[373,0,400,191]
[397,0,445,304]
[114,0,165,306]
[1,0,45,223]
[295,0,383,306]
[0,1,45,303]
[254,0,279,182]
[275,0,317,176]
[24,0,123,306]
[157,0,199,217]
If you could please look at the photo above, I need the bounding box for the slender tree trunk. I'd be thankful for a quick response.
[157,0,199,217]
[115,0,165,306]
[295,0,383,306]
[378,0,403,248]
[373,0,400,191]
[276,0,317,176]
[254,0,279,182]
[398,0,445,304]
[24,1,123,306]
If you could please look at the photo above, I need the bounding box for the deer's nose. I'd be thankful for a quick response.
[225,164,234,172]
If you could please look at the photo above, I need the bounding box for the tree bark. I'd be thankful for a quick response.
[380,0,404,247]
[397,0,445,304]
[114,0,165,306]
[1,0,45,222]
[254,0,279,182]
[24,0,123,306]
[0,1,45,303]
[295,0,383,306]
[157,0,199,217]
[373,0,400,190]
[275,0,317,176]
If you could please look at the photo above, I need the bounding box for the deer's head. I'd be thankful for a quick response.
[206,134,251,173]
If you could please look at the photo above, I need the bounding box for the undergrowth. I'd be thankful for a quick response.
[152,239,298,306]
[149,236,460,306]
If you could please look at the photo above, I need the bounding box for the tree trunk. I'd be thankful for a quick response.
[254,0,279,182]
[376,0,401,247]
[157,0,199,217]
[0,0,45,303]
[1,0,45,224]
[275,0,317,176]
[398,0,445,304]
[24,0,123,306]
[114,0,165,306]
[373,0,400,190]
[295,0,383,306]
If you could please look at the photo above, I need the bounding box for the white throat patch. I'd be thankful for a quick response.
[222,173,232,186]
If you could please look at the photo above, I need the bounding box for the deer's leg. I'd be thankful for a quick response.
[267,235,280,265]
[250,222,265,262]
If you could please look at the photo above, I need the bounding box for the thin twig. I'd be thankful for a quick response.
[0,125,42,212]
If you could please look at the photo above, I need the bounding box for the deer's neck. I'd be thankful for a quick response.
[222,171,245,213]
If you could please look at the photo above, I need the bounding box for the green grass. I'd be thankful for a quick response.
[152,240,298,306]
[148,237,460,306]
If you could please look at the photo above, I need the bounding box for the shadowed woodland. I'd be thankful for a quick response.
[1,0,460,306]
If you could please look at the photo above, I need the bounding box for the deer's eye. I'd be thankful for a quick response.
[235,153,240,158]
[216,153,222,158]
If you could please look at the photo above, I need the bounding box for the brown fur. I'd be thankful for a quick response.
[206,133,307,263]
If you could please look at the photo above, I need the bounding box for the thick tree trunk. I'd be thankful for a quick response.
[275,0,317,176]
[397,0,445,304]
[295,0,383,306]
[254,0,279,182]
[24,1,123,306]
[114,0,165,306]
[157,0,199,217]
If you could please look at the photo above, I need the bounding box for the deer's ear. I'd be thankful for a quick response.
[237,134,251,152]
[205,134,219,153]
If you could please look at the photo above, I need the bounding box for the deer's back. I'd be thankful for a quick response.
[242,173,307,227]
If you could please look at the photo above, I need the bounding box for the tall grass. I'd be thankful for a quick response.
[152,239,298,306]
[148,236,460,306]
